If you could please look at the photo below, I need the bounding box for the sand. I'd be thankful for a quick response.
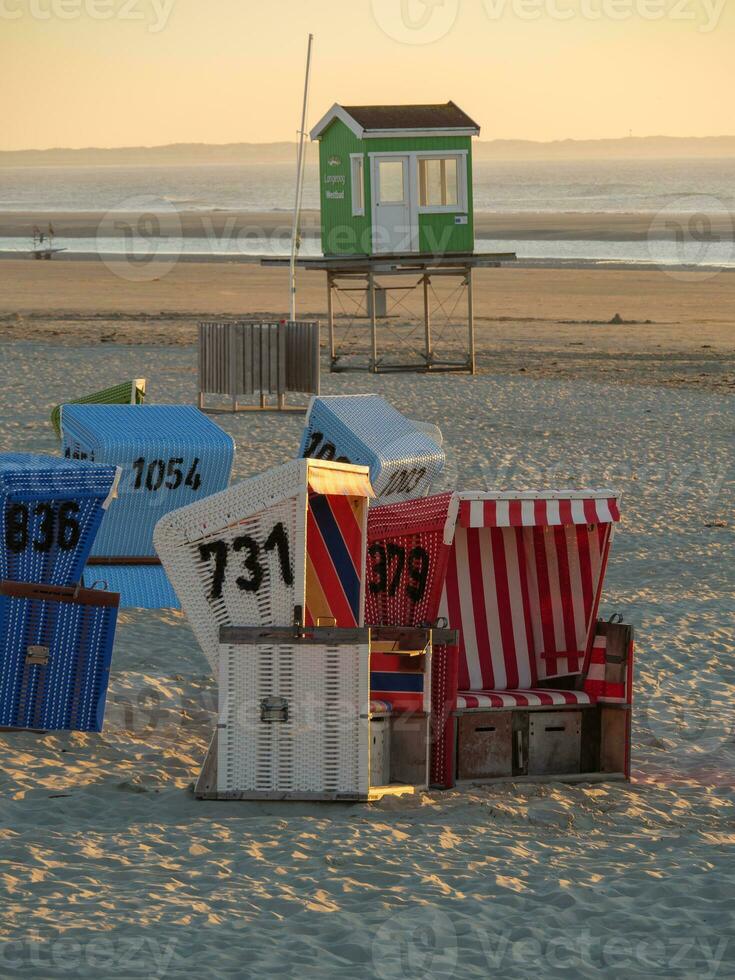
[0,263,733,976]
[1,260,733,394]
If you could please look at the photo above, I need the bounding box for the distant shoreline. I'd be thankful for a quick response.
[3,209,734,243]
[2,135,735,167]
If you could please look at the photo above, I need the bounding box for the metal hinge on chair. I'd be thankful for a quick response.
[26,646,50,666]
[260,697,289,723]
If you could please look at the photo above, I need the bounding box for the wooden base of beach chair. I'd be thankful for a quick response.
[454,704,631,784]
[194,730,416,802]
[0,726,47,734]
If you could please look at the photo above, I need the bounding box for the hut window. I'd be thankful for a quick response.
[377,160,406,203]
[350,155,365,216]
[419,157,460,209]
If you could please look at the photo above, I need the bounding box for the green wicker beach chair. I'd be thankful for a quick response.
[51,379,146,438]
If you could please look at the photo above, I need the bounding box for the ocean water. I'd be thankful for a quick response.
[2,158,735,214]
[1,157,734,264]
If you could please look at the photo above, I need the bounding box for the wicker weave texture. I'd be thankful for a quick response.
[51,379,146,439]
[82,565,180,611]
[0,588,118,731]
[299,395,444,504]
[0,454,119,587]
[61,405,234,557]
[365,493,453,629]
[155,460,310,673]
[217,639,369,797]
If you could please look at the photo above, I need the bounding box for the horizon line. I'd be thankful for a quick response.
[3,133,735,154]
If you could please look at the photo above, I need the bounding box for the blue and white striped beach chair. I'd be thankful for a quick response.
[0,454,119,587]
[298,395,445,504]
[0,580,119,732]
[60,405,235,608]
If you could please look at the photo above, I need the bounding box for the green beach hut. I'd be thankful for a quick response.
[309,102,480,257]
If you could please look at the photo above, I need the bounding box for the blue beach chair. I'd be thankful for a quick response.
[298,395,445,504]
[0,581,119,732]
[60,405,235,608]
[0,454,119,587]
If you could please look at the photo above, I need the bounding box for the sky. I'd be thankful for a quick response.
[1,0,733,150]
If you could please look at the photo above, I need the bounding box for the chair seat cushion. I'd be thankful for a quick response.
[457,689,594,710]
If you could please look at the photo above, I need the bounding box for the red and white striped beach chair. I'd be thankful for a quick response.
[367,490,634,787]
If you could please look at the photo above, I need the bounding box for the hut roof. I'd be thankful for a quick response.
[310,102,480,140]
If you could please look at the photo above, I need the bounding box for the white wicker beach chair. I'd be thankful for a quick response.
[154,458,375,674]
[193,624,437,802]
[298,395,445,504]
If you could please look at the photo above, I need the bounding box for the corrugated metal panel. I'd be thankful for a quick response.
[199,321,320,405]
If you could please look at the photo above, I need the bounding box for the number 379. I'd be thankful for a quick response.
[368,542,430,603]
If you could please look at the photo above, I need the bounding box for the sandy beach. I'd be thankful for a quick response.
[1,259,733,393]
[0,260,732,976]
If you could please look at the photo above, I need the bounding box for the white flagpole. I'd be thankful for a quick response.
[290,33,314,322]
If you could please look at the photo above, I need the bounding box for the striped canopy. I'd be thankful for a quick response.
[450,492,620,539]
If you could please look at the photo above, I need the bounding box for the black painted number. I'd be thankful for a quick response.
[4,501,81,555]
[380,467,426,498]
[199,522,293,602]
[131,456,202,492]
[302,431,351,463]
[369,542,430,604]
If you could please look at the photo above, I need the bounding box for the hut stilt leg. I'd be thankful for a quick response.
[369,272,377,373]
[423,274,432,371]
[467,267,475,375]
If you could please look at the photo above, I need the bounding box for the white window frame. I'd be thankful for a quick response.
[369,152,419,253]
[415,150,468,215]
[350,153,365,217]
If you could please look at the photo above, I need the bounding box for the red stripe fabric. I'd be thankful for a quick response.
[491,529,519,688]
[457,496,621,527]
[457,688,594,709]
[329,494,363,573]
[306,505,356,627]
[467,529,493,688]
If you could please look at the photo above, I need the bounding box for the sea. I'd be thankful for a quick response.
[1,158,734,267]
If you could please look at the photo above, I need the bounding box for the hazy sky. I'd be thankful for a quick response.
[2,0,733,150]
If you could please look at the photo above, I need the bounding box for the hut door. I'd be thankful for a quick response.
[372,155,417,254]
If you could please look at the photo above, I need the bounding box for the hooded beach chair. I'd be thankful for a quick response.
[50,379,146,439]
[60,405,234,609]
[298,395,445,504]
[154,458,375,673]
[0,581,119,732]
[0,453,120,587]
[155,458,444,800]
[366,490,634,787]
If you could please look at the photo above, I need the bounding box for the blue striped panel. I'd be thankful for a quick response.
[309,494,361,623]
